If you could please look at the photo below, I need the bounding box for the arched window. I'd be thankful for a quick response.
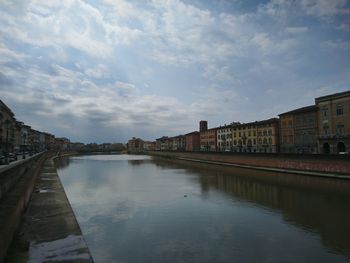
[323,142,330,154]
[337,142,346,153]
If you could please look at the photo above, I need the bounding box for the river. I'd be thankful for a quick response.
[56,154,350,263]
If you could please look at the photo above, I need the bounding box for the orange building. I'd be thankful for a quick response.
[199,121,217,151]
[185,131,200,151]
[279,105,318,153]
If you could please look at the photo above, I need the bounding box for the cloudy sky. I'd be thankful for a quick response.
[1,0,349,143]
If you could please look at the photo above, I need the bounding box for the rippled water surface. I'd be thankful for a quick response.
[56,154,350,263]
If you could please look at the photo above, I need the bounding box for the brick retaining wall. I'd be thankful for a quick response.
[149,151,350,175]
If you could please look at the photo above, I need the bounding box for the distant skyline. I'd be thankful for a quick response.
[1,0,349,143]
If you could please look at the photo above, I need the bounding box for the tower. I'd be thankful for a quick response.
[199,120,208,132]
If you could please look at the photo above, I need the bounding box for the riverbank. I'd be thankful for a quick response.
[148,151,350,179]
[1,153,93,263]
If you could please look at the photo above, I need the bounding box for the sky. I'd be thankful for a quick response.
[0,0,349,143]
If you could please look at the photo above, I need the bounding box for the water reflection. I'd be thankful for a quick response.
[56,155,350,263]
[152,158,350,255]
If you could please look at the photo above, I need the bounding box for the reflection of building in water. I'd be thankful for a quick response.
[54,156,71,169]
[150,157,350,255]
[215,173,350,255]
[128,160,145,166]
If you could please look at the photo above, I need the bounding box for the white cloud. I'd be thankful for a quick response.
[85,64,109,79]
[0,0,348,142]
[322,40,350,50]
[259,0,350,19]
[203,64,236,82]
[336,23,350,31]
[286,26,309,33]
[300,0,350,17]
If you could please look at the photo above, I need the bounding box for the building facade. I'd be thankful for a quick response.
[185,131,200,151]
[279,113,294,153]
[232,122,258,153]
[172,135,186,151]
[316,91,350,154]
[217,125,233,151]
[128,137,144,153]
[257,118,279,153]
[0,100,15,153]
[200,128,217,151]
[279,105,318,153]
[143,141,156,151]
[156,136,173,151]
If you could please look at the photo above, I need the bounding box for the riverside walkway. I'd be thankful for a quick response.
[1,154,93,263]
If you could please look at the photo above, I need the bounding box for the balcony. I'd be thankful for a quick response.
[318,133,350,139]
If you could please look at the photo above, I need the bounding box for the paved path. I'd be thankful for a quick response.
[5,158,93,263]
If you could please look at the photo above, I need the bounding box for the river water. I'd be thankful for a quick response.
[56,154,350,263]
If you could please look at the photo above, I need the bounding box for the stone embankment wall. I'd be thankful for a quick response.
[149,151,350,175]
[0,153,48,262]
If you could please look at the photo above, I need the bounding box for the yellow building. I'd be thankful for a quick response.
[316,91,350,154]
[232,122,258,153]
[256,118,279,153]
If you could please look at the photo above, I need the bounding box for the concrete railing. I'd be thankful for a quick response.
[0,153,44,202]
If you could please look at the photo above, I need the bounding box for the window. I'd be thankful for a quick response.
[269,138,272,144]
[323,126,329,136]
[253,139,256,145]
[337,125,344,135]
[336,105,343,116]
[248,131,251,136]
[239,132,241,137]
[234,132,236,137]
[268,129,272,136]
[323,109,328,119]
[253,131,256,136]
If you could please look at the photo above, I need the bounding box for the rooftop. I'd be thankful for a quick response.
[279,105,317,116]
[315,90,350,103]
